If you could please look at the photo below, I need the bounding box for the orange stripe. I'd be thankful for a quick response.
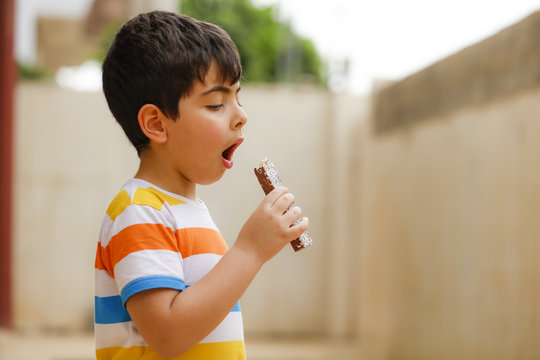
[101,223,178,276]
[97,225,228,276]
[176,228,228,258]
[95,242,107,271]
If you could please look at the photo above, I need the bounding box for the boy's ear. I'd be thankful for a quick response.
[137,104,168,144]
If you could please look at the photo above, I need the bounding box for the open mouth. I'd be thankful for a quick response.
[222,138,244,168]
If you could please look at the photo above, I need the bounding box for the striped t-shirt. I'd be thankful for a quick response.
[94,178,245,359]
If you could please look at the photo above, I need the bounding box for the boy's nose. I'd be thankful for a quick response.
[231,107,247,129]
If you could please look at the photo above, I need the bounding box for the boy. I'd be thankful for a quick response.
[94,10,308,360]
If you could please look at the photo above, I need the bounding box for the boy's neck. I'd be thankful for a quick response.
[135,150,197,201]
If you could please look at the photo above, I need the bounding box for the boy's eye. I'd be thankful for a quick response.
[207,104,223,110]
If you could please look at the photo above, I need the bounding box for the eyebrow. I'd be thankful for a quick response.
[202,85,242,96]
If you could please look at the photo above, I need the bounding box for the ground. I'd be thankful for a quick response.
[0,330,360,360]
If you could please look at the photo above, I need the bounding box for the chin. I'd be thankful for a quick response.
[196,171,226,186]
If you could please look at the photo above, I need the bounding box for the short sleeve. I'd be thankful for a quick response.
[100,199,185,306]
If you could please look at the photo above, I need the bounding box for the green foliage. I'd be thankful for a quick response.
[180,0,326,85]
[93,21,124,63]
[17,62,49,81]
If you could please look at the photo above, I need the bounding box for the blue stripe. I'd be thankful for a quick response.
[231,301,241,312]
[121,275,186,305]
[95,295,131,324]
[96,278,238,325]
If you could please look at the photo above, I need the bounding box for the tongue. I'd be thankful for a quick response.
[222,148,232,161]
[222,146,234,169]
[223,142,238,161]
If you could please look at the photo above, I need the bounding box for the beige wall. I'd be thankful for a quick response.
[357,11,540,360]
[13,82,367,336]
[358,87,540,360]
[14,83,138,330]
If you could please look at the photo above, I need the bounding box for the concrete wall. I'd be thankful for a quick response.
[13,81,367,337]
[358,11,540,360]
[14,83,138,331]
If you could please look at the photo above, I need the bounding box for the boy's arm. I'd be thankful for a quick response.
[126,186,309,358]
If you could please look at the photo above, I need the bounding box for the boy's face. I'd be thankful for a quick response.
[164,62,247,186]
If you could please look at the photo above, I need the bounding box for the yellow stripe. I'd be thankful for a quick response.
[133,187,186,211]
[106,190,131,221]
[147,187,187,206]
[106,187,186,220]
[96,340,245,359]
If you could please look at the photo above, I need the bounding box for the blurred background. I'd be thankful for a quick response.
[1,0,540,359]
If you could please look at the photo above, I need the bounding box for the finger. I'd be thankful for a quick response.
[273,192,295,214]
[288,217,309,239]
[284,205,303,225]
[264,186,288,206]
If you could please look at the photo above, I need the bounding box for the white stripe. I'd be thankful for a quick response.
[183,253,222,286]
[101,205,172,247]
[95,311,243,349]
[95,322,147,349]
[100,205,219,247]
[95,322,131,349]
[95,269,119,297]
[95,308,243,349]
[114,249,184,291]
[170,204,219,231]
[200,312,244,344]
[98,215,113,246]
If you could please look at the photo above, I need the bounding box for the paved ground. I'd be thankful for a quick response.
[0,330,361,360]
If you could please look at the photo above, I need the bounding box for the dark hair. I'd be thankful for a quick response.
[102,11,242,155]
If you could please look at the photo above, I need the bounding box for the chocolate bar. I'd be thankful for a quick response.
[254,158,312,252]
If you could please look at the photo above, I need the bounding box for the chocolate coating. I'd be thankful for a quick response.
[254,159,312,252]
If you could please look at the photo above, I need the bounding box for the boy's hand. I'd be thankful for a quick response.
[126,187,307,358]
[235,186,309,264]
